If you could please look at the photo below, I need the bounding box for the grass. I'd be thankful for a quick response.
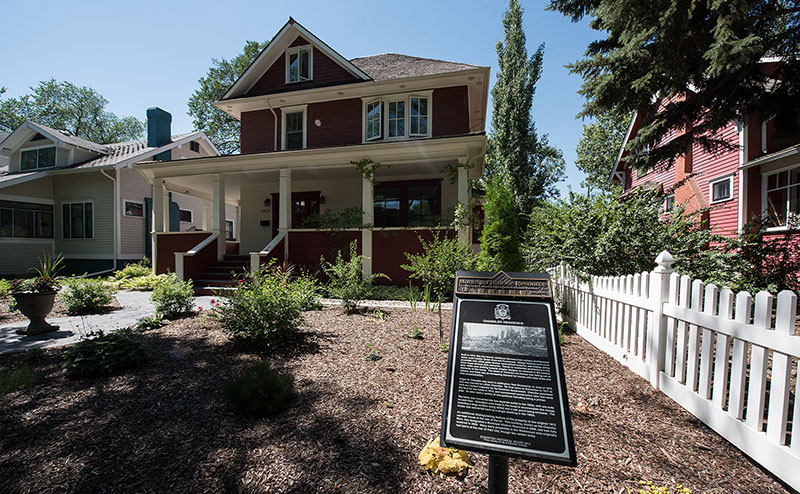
[0,363,37,395]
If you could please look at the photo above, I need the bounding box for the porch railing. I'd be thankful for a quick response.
[250,232,286,274]
[175,233,218,281]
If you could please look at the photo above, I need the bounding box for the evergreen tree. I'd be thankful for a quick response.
[188,40,268,155]
[575,111,632,194]
[478,175,526,272]
[549,0,800,171]
[487,0,566,219]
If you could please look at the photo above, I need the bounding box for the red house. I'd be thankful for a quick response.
[137,18,489,291]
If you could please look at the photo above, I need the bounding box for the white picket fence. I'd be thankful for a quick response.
[550,251,800,490]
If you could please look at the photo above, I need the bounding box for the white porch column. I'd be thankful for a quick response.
[152,178,167,273]
[212,175,226,260]
[202,199,211,231]
[361,175,374,281]
[457,161,470,244]
[279,168,292,258]
[235,206,241,241]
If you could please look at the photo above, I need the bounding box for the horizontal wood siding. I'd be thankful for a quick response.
[288,231,360,276]
[246,37,359,97]
[1,176,54,199]
[433,86,470,137]
[120,168,150,256]
[372,228,456,285]
[307,99,362,148]
[0,240,54,276]
[155,232,212,274]
[241,109,277,154]
[53,172,113,258]
[692,122,740,238]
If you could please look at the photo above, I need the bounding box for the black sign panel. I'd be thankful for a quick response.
[441,271,576,466]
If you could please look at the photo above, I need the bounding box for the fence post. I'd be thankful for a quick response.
[647,251,674,390]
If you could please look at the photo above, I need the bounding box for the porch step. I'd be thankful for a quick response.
[190,254,250,295]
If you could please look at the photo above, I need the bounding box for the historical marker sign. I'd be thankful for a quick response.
[441,270,576,466]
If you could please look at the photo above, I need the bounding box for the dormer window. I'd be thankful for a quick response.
[21,147,56,170]
[286,46,312,83]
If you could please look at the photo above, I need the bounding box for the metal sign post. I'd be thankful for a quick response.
[441,270,576,491]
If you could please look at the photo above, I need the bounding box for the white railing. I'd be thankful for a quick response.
[175,233,217,281]
[249,231,286,274]
[550,252,800,490]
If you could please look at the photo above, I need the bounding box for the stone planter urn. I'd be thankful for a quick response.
[12,291,60,335]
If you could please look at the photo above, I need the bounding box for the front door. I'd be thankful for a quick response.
[271,191,321,238]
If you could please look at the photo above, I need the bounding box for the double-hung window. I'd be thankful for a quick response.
[409,97,429,136]
[764,168,800,229]
[387,100,405,138]
[282,106,307,150]
[62,202,93,239]
[20,147,56,170]
[286,46,312,83]
[709,175,733,204]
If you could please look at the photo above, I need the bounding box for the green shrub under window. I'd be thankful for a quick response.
[61,330,146,379]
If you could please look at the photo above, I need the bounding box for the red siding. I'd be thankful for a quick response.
[287,231,361,276]
[307,99,362,148]
[241,109,277,154]
[246,37,359,97]
[433,86,470,137]
[155,232,213,274]
[372,228,457,286]
[691,122,740,238]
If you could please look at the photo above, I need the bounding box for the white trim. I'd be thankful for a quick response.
[0,237,54,245]
[19,146,57,171]
[709,174,734,204]
[609,112,638,184]
[123,199,145,218]
[762,164,800,231]
[0,193,53,205]
[737,121,747,232]
[365,99,382,141]
[285,44,313,84]
[19,142,57,152]
[280,104,308,150]
[60,199,95,239]
[360,90,433,143]
[179,208,193,223]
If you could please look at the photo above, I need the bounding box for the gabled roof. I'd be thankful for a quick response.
[350,54,484,81]
[221,17,371,101]
[0,121,108,155]
[74,132,206,169]
[609,112,640,184]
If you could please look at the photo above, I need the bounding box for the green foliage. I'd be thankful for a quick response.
[303,207,367,229]
[0,362,37,395]
[366,285,409,301]
[31,251,65,278]
[548,0,800,172]
[363,344,382,361]
[487,0,565,217]
[0,279,10,297]
[61,330,146,379]
[151,276,195,318]
[407,326,424,340]
[0,79,144,143]
[119,273,173,291]
[215,263,318,348]
[223,359,295,417]
[576,111,632,194]
[477,175,525,272]
[132,314,165,332]
[321,240,388,313]
[440,343,449,353]
[558,321,568,345]
[351,158,390,186]
[61,277,115,315]
[402,233,477,301]
[188,40,268,154]
[114,259,151,280]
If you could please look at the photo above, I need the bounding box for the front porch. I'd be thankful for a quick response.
[138,136,484,288]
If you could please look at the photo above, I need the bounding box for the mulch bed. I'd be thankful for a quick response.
[0,295,122,324]
[0,307,791,493]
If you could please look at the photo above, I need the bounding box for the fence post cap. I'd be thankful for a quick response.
[654,251,674,273]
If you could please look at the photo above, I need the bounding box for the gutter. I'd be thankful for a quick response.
[100,168,118,271]
[267,98,279,152]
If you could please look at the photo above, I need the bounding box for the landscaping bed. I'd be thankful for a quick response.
[0,294,122,324]
[0,307,790,493]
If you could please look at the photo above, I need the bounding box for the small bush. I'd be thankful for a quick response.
[151,276,195,318]
[321,240,387,313]
[132,314,165,332]
[0,363,37,394]
[114,261,151,280]
[119,273,173,291]
[61,330,146,379]
[61,277,115,315]
[215,263,318,348]
[224,359,295,417]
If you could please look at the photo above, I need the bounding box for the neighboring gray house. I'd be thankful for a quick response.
[0,108,237,276]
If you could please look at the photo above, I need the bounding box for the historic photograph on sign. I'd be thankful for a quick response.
[461,322,548,357]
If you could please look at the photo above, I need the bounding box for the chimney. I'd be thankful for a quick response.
[147,107,172,161]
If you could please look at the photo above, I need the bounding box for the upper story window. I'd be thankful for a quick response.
[286,45,312,84]
[362,92,432,143]
[282,105,307,150]
[709,175,733,204]
[764,167,800,229]
[21,147,56,170]
[189,141,200,153]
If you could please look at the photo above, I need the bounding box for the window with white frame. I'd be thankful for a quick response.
[189,141,200,153]
[286,45,312,83]
[709,175,733,204]
[663,194,675,213]
[366,100,382,140]
[225,220,235,240]
[62,202,93,239]
[179,209,192,223]
[284,110,305,150]
[764,167,800,229]
[362,93,431,142]
[124,200,144,218]
[20,147,56,170]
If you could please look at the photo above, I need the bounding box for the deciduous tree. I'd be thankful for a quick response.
[575,111,632,194]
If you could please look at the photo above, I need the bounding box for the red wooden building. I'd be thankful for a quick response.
[137,18,489,290]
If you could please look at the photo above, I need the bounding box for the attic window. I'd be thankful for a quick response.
[31,133,47,141]
[189,141,200,153]
[286,46,312,83]
[21,147,56,170]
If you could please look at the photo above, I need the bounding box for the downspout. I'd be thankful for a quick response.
[267,98,278,151]
[100,168,118,272]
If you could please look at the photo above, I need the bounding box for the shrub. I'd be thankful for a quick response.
[0,363,37,395]
[61,277,115,315]
[215,263,318,348]
[321,240,388,313]
[367,285,408,301]
[223,359,295,417]
[151,276,195,318]
[132,314,165,332]
[114,260,151,280]
[61,330,146,379]
[477,175,525,271]
[119,273,173,291]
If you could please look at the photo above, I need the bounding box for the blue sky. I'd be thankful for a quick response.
[2,0,598,195]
